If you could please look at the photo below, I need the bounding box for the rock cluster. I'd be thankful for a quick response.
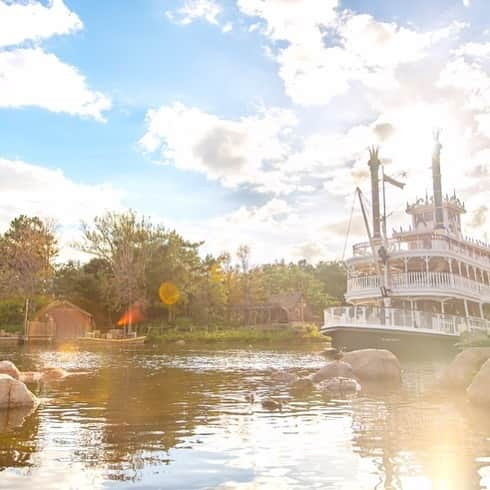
[269,349,402,397]
[0,360,90,413]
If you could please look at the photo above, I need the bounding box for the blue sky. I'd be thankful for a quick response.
[0,0,489,263]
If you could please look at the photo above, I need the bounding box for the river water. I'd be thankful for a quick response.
[0,345,489,489]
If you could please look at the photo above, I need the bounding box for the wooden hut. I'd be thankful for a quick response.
[227,292,312,325]
[268,292,310,323]
[26,300,94,343]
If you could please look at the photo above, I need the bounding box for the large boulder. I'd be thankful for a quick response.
[440,348,490,390]
[467,358,490,406]
[0,360,21,380]
[0,374,38,409]
[311,360,354,383]
[342,349,401,384]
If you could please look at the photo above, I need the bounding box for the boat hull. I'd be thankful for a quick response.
[77,336,146,347]
[322,326,459,356]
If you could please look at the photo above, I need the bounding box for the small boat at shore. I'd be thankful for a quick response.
[0,335,21,346]
[77,335,146,347]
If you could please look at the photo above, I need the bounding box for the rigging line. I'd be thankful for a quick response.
[342,190,357,262]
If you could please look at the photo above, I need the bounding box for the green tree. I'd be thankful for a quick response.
[78,211,167,322]
[0,215,58,329]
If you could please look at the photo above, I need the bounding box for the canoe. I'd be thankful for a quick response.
[77,336,146,347]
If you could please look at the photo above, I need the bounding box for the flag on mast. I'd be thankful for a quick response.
[383,173,405,189]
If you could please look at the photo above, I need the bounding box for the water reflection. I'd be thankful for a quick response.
[0,346,489,489]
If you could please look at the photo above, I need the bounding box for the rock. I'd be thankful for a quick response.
[320,348,338,360]
[311,360,354,383]
[0,374,38,409]
[290,377,314,390]
[40,367,91,381]
[176,340,186,346]
[270,370,298,384]
[20,371,43,383]
[0,360,21,380]
[440,348,490,390]
[261,398,282,410]
[342,349,401,384]
[317,377,361,394]
[0,405,36,431]
[467,359,490,406]
[41,367,69,380]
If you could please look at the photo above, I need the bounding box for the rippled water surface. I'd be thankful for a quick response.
[0,345,489,489]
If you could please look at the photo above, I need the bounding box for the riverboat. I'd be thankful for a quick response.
[322,135,490,353]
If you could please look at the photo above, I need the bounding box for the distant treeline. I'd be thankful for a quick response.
[0,212,346,330]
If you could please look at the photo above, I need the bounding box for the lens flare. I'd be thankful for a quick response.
[117,303,144,327]
[159,282,180,305]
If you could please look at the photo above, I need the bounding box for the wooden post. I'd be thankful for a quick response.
[24,298,30,339]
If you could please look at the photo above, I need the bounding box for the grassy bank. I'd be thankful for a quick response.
[144,323,329,345]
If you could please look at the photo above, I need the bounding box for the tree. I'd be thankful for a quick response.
[0,216,58,327]
[78,211,167,323]
[53,259,113,326]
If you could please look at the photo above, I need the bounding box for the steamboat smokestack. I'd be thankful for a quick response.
[368,146,381,240]
[432,131,444,230]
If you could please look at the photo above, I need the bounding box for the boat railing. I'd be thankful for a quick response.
[347,271,490,301]
[323,306,490,336]
[352,234,490,266]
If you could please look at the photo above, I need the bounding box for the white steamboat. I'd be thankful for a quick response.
[322,136,490,352]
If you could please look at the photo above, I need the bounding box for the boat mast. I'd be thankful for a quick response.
[432,130,444,230]
[382,164,388,242]
[356,187,383,282]
[368,146,382,240]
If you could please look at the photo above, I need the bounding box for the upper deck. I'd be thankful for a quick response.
[350,232,490,272]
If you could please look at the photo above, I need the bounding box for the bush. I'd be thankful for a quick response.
[175,317,193,330]
[0,297,25,328]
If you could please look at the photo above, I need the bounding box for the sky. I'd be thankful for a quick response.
[1,0,489,264]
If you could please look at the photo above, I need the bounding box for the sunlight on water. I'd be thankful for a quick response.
[0,346,489,489]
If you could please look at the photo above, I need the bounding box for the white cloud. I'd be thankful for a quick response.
[454,41,490,59]
[0,0,82,48]
[171,196,342,264]
[222,21,233,33]
[0,158,124,226]
[166,0,222,25]
[0,1,110,120]
[238,0,465,105]
[0,47,111,120]
[238,0,338,44]
[438,57,490,112]
[0,157,126,260]
[140,102,299,192]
